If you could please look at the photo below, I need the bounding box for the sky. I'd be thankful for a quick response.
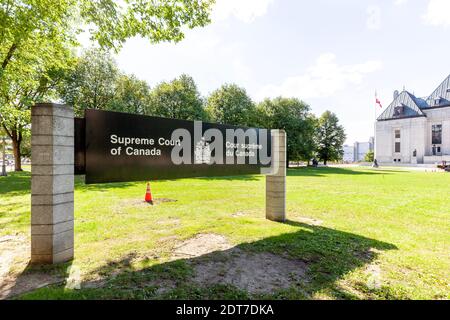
[105,0,450,144]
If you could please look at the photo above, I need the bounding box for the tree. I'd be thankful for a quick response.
[59,49,152,116]
[108,75,151,115]
[257,97,316,165]
[1,0,213,170]
[59,49,119,116]
[77,0,214,51]
[148,74,206,120]
[206,84,256,127]
[315,111,346,165]
[0,1,78,170]
[0,35,75,170]
[364,150,374,162]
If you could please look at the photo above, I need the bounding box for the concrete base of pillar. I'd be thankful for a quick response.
[266,130,286,222]
[31,103,74,264]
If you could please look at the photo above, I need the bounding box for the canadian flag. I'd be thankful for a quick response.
[375,98,383,108]
[375,91,383,108]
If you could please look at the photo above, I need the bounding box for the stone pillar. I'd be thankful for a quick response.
[266,129,286,222]
[31,103,74,264]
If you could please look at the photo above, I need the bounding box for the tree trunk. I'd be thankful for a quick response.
[12,139,22,171]
[323,159,327,165]
[9,128,23,171]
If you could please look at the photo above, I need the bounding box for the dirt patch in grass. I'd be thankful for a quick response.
[295,216,323,226]
[191,248,308,294]
[156,218,180,226]
[365,263,382,290]
[113,199,178,214]
[231,211,247,218]
[150,198,177,205]
[0,234,63,300]
[171,233,309,295]
[122,198,177,206]
[0,234,28,280]
[1,272,64,299]
[172,233,233,259]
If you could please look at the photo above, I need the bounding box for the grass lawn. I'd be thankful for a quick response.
[0,167,449,300]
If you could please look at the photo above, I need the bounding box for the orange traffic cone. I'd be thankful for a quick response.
[145,182,153,205]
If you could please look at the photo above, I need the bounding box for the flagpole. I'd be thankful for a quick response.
[374,91,377,165]
[374,90,377,121]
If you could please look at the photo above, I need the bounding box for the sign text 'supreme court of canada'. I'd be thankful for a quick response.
[76,109,272,183]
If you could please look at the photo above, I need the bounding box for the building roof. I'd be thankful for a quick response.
[377,74,450,121]
[425,74,450,107]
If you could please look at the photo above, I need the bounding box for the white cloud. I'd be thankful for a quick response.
[212,0,274,23]
[366,5,381,30]
[423,0,450,27]
[256,53,382,100]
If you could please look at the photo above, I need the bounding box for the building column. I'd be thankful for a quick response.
[266,129,286,222]
[31,103,74,264]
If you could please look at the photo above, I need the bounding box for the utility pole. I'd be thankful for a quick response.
[1,136,7,176]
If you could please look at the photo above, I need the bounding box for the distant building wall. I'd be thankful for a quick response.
[343,145,354,163]
[343,138,374,163]
[354,141,372,161]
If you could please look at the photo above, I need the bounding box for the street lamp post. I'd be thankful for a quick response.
[1,136,7,176]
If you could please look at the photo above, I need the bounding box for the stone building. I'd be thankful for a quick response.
[375,74,450,164]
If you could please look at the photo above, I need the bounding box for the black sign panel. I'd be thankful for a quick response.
[81,109,271,184]
[74,118,86,175]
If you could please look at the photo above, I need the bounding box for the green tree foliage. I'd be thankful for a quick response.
[108,75,151,115]
[1,0,213,170]
[59,51,207,120]
[59,49,152,116]
[0,127,10,156]
[206,84,256,127]
[78,0,214,51]
[19,130,31,158]
[0,0,76,170]
[315,111,346,165]
[364,150,374,162]
[257,97,316,164]
[148,74,206,121]
[59,49,119,116]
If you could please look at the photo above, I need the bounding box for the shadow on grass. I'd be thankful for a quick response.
[14,220,398,300]
[74,175,138,191]
[74,174,261,188]
[287,167,403,177]
[0,260,72,300]
[198,174,260,181]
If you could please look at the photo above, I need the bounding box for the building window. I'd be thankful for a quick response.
[432,124,442,144]
[432,145,441,156]
[395,130,401,139]
[395,142,401,153]
[434,98,441,106]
